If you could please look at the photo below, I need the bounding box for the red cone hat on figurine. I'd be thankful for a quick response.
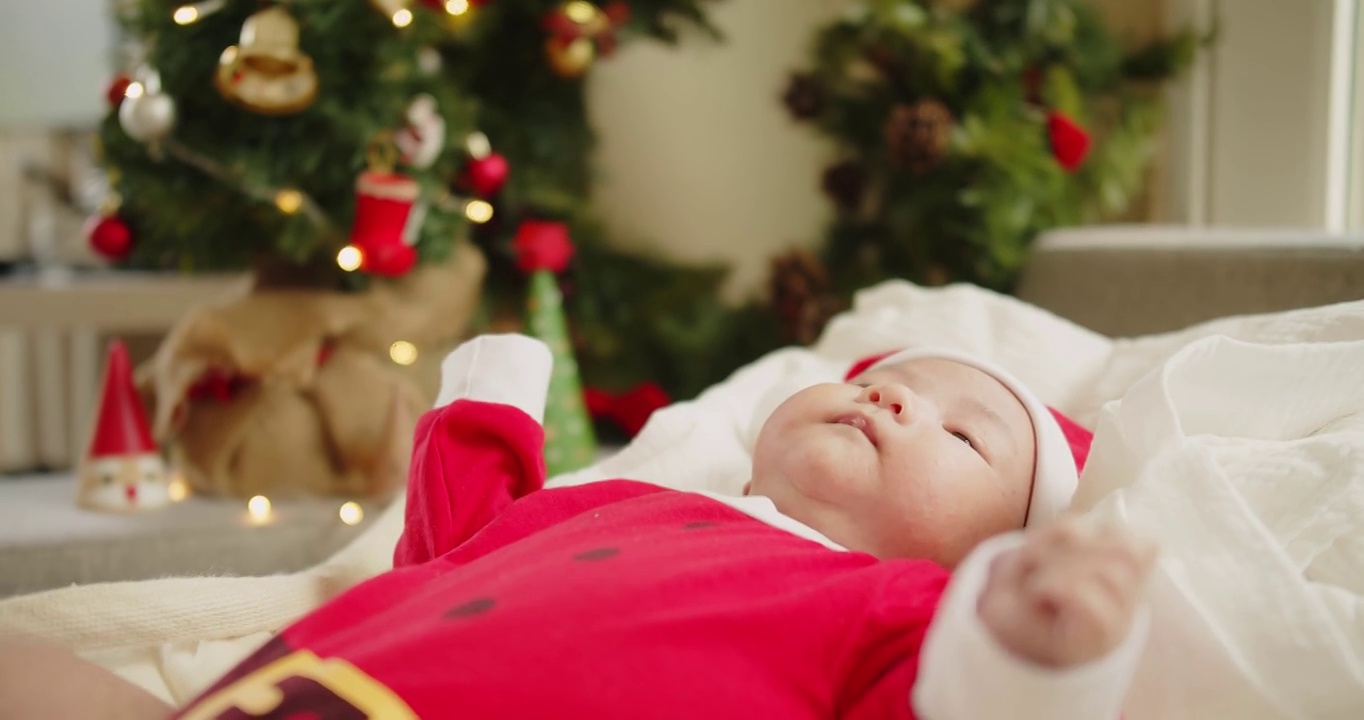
[87,339,158,459]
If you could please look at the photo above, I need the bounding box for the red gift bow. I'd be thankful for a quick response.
[186,368,249,403]
[186,342,336,403]
[584,382,670,437]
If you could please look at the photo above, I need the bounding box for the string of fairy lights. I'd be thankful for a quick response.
[244,494,369,527]
[155,471,371,527]
[166,0,472,32]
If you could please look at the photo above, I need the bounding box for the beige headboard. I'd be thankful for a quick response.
[1015,226,1364,337]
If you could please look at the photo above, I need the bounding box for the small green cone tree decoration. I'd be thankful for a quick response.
[515,220,597,476]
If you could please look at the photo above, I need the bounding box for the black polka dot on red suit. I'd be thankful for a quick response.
[573,547,620,561]
[682,521,717,530]
[445,597,496,619]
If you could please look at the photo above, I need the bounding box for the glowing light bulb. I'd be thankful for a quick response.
[337,245,363,272]
[392,8,414,27]
[125,82,145,99]
[465,132,491,159]
[168,478,189,502]
[444,0,469,15]
[173,0,223,25]
[339,502,364,526]
[247,495,272,523]
[389,341,419,366]
[274,189,304,214]
[564,0,597,23]
[465,200,494,224]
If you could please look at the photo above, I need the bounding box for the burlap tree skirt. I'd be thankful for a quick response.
[139,242,486,499]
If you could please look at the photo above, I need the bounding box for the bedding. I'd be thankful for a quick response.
[1,280,1362,717]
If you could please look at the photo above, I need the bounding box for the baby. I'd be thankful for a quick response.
[0,335,1155,720]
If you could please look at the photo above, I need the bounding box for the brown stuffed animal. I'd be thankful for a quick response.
[140,242,487,499]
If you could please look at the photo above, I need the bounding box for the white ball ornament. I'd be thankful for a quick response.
[118,72,177,142]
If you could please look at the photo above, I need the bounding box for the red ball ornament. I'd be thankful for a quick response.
[85,214,134,260]
[1047,111,1092,172]
[463,153,509,197]
[105,74,133,110]
[512,220,574,274]
[362,241,417,277]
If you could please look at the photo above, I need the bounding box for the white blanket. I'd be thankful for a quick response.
[2,280,1362,717]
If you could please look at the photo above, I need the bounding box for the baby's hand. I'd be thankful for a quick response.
[977,518,1158,669]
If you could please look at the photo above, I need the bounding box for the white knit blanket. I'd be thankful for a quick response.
[2,280,1362,717]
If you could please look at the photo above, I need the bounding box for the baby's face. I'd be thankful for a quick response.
[748,358,1036,566]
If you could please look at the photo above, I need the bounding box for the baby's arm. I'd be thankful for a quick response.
[393,334,553,567]
[912,519,1157,720]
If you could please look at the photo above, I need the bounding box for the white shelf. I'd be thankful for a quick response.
[0,473,381,598]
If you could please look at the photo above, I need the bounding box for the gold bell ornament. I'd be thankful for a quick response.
[214,6,319,115]
[545,36,596,78]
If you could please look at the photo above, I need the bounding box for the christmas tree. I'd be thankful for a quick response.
[781,0,1206,297]
[94,0,741,405]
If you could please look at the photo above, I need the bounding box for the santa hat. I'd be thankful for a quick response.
[847,349,1092,526]
[87,339,158,459]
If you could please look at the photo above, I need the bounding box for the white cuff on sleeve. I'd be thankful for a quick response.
[912,533,1149,720]
[434,334,554,424]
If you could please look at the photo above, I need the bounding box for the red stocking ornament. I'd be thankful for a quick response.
[347,141,422,277]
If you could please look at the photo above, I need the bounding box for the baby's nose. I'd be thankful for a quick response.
[862,383,915,418]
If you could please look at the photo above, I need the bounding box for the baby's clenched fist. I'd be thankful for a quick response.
[977,519,1158,669]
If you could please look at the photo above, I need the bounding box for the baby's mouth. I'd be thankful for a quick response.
[833,413,879,448]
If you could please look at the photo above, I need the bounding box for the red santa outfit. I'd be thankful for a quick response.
[174,336,1147,720]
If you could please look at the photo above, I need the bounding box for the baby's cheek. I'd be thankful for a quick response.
[780,430,849,484]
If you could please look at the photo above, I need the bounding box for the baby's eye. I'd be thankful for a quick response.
[949,430,974,449]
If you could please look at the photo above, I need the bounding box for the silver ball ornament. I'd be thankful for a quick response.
[118,85,177,142]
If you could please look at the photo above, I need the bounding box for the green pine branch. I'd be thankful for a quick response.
[788,0,1208,295]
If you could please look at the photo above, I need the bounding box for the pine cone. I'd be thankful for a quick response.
[821,161,867,212]
[769,249,844,345]
[884,99,954,173]
[782,73,826,121]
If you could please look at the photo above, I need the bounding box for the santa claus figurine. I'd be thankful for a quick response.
[76,340,172,512]
[393,94,445,170]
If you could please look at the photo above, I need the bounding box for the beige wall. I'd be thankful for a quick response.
[1163,0,1352,230]
[588,0,849,301]
[1203,0,1336,227]
[588,0,1169,300]
[1349,1,1364,229]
